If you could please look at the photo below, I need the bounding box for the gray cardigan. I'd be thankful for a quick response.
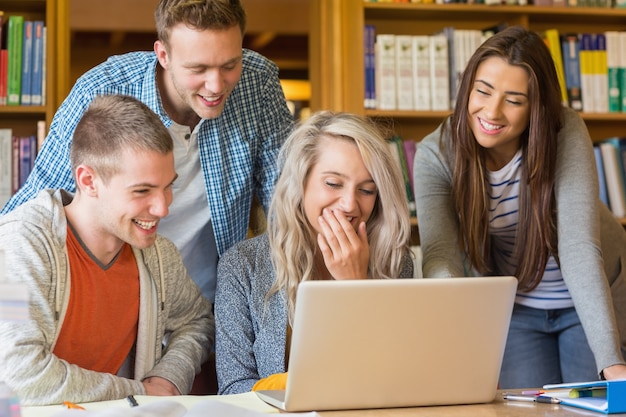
[413,106,626,375]
[0,189,214,405]
[215,233,414,394]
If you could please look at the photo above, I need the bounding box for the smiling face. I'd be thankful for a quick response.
[94,149,176,250]
[302,136,378,234]
[155,23,243,123]
[468,56,531,170]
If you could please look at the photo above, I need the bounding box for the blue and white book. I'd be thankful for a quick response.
[30,21,44,106]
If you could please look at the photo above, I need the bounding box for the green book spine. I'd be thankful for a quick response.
[7,15,23,106]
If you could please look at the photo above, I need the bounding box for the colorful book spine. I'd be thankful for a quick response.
[560,33,583,112]
[30,21,44,106]
[411,35,431,111]
[0,49,7,106]
[544,29,568,107]
[599,140,626,217]
[6,15,23,106]
[20,20,33,106]
[364,24,376,109]
[592,33,608,113]
[375,34,397,110]
[395,35,414,110]
[620,32,626,112]
[579,33,595,113]
[0,128,12,207]
[429,34,450,111]
[605,31,622,113]
[593,144,609,207]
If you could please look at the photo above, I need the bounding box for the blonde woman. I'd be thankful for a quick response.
[215,111,414,394]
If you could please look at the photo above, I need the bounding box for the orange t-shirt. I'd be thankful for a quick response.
[53,225,140,375]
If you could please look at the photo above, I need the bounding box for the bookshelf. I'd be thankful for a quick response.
[309,0,626,227]
[0,0,69,139]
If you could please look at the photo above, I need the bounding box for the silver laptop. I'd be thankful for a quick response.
[256,276,517,412]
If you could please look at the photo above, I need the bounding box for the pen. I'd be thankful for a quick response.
[503,394,562,404]
[126,395,139,407]
[63,401,85,410]
[521,390,544,395]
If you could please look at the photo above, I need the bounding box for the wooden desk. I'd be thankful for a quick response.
[317,392,624,417]
[21,391,626,417]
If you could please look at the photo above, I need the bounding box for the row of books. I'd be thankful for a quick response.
[365,25,626,114]
[595,138,626,218]
[365,26,494,111]
[364,0,623,6]
[0,13,47,106]
[547,30,626,114]
[0,127,41,208]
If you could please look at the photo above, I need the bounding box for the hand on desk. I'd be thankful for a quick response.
[142,376,180,396]
[602,364,626,380]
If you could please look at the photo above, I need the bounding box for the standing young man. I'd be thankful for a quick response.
[0,95,213,405]
[2,0,294,303]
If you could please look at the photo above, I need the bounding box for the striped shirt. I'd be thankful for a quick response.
[1,50,294,302]
[488,151,573,309]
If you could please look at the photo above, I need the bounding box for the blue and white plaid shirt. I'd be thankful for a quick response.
[2,49,293,264]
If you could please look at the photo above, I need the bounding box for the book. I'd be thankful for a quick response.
[543,380,626,414]
[0,11,4,105]
[363,24,376,109]
[403,139,417,192]
[579,33,596,113]
[620,31,626,113]
[560,33,583,112]
[20,20,33,106]
[0,49,7,106]
[429,33,450,111]
[374,33,396,110]
[18,135,31,188]
[543,29,568,107]
[394,35,414,110]
[599,141,626,217]
[40,26,47,106]
[594,144,610,208]
[592,33,608,113]
[411,35,431,110]
[30,21,44,106]
[0,128,12,208]
[6,15,23,106]
[605,31,622,113]
[387,135,416,218]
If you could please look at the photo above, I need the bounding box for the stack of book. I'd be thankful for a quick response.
[0,12,47,107]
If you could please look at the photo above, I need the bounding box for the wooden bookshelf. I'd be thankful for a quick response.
[309,0,626,228]
[0,0,69,138]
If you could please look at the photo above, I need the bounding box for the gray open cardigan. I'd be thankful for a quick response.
[215,233,414,394]
[0,189,214,405]
[413,106,626,376]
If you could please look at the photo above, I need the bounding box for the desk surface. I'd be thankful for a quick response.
[318,393,613,416]
[21,390,626,417]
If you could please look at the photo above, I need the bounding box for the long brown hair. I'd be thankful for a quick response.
[445,26,561,290]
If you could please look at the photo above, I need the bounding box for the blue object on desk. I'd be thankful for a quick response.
[543,380,626,414]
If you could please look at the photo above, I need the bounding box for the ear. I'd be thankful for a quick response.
[75,165,99,197]
[154,40,169,69]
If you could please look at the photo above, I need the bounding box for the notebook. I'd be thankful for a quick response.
[256,276,517,412]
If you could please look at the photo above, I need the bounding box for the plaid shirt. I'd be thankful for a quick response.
[2,49,294,256]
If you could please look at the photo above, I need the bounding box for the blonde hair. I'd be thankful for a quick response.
[267,111,412,323]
